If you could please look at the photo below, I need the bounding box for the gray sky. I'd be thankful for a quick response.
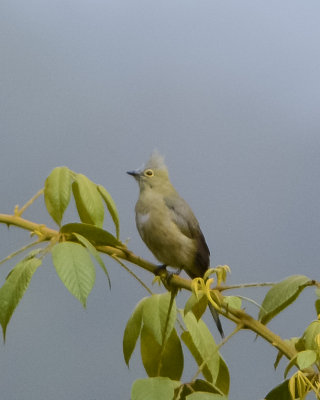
[1,1,320,399]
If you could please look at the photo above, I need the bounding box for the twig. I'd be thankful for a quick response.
[0,239,44,266]
[217,282,275,291]
[111,254,153,295]
[14,188,44,216]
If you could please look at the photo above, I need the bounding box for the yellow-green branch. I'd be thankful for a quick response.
[0,214,57,239]
[0,212,312,370]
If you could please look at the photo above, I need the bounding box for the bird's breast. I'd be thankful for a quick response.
[135,205,197,270]
[136,212,150,238]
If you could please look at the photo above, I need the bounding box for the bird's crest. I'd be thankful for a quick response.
[145,151,167,171]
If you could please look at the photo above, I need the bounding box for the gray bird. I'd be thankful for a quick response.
[127,152,224,337]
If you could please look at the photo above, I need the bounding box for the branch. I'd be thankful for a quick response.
[0,213,57,239]
[0,212,311,369]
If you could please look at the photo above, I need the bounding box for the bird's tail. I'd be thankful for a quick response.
[208,303,224,338]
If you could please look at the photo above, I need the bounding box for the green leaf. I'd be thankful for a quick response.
[258,275,311,325]
[60,223,121,246]
[181,312,220,384]
[303,320,320,352]
[142,293,176,345]
[131,377,180,400]
[44,166,72,226]
[123,298,147,366]
[187,393,228,400]
[72,174,104,228]
[184,293,208,320]
[0,256,42,340]
[181,380,224,397]
[215,357,230,396]
[315,299,320,316]
[296,350,317,370]
[265,380,291,400]
[51,242,95,307]
[73,233,111,289]
[284,349,317,378]
[223,296,242,310]
[97,185,120,239]
[140,326,183,380]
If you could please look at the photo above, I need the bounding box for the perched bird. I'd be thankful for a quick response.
[127,152,224,337]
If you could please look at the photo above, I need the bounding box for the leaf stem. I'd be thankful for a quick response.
[111,255,153,295]
[217,282,275,291]
[0,239,44,266]
[14,188,44,216]
[156,289,178,376]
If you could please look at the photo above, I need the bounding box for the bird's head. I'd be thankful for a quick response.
[127,151,171,191]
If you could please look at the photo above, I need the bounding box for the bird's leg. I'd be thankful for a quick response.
[155,265,182,291]
[155,265,182,278]
[155,264,168,276]
[154,265,170,290]
[172,267,182,275]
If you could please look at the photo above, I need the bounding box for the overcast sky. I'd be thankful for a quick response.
[1,1,320,399]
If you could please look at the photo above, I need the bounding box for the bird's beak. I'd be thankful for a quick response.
[127,170,138,176]
[127,163,144,180]
[127,169,141,180]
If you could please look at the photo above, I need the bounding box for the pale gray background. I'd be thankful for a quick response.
[1,1,319,399]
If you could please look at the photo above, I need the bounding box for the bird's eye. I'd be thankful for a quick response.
[144,169,154,177]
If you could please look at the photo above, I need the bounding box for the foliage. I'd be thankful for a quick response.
[0,167,320,399]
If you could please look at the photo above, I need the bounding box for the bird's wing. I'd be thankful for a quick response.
[164,195,210,273]
[164,196,200,239]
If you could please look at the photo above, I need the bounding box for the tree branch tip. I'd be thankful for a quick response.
[13,206,21,216]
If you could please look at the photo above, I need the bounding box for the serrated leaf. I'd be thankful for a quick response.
[0,257,42,340]
[140,326,183,380]
[284,348,317,378]
[52,242,95,307]
[72,174,104,228]
[44,166,72,226]
[181,313,220,384]
[97,185,120,239]
[264,380,291,400]
[184,293,208,320]
[180,365,228,398]
[60,223,121,246]
[182,331,222,387]
[186,393,228,400]
[131,377,180,400]
[296,350,317,370]
[259,275,311,325]
[315,299,320,316]
[215,357,230,396]
[142,293,176,345]
[123,298,147,366]
[223,296,242,310]
[303,320,320,351]
[182,379,223,396]
[73,233,111,289]
[181,331,210,379]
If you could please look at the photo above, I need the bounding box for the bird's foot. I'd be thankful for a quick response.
[155,265,182,291]
[172,267,182,276]
[155,264,168,276]
[155,265,182,279]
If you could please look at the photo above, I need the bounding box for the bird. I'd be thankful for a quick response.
[127,151,224,337]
